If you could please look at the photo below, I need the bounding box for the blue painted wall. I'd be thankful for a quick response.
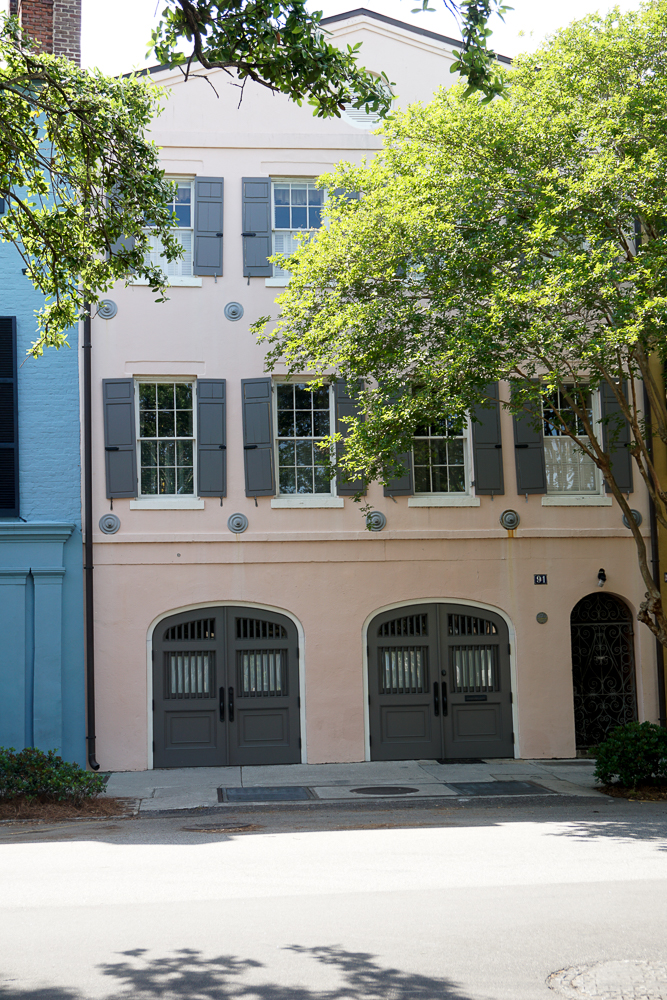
[0,238,86,766]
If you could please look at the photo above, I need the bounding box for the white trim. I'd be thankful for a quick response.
[146,600,308,770]
[131,277,202,287]
[265,277,289,287]
[541,495,612,506]
[130,497,205,509]
[408,495,480,507]
[361,597,519,762]
[271,496,344,508]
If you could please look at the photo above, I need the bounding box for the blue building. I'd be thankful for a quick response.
[0,255,86,765]
[0,0,86,766]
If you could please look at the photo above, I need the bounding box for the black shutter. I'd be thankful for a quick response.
[472,382,504,495]
[0,316,19,517]
[335,380,366,496]
[513,389,546,494]
[193,177,223,277]
[601,381,633,493]
[242,177,272,277]
[102,379,137,498]
[242,378,275,496]
[197,380,226,497]
[384,453,413,496]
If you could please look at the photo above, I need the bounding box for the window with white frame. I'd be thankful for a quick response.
[272,180,325,281]
[543,388,601,494]
[146,179,193,278]
[275,382,334,494]
[413,417,469,494]
[138,380,195,495]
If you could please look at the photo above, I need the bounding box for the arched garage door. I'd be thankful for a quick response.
[153,607,301,768]
[368,603,514,760]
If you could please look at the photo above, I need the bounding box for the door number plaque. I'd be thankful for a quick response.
[534,574,548,585]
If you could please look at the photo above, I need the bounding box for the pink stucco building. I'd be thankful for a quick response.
[91,9,660,771]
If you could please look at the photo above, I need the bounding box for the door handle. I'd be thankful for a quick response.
[433,681,440,716]
[219,686,225,722]
[228,686,235,722]
[442,681,448,716]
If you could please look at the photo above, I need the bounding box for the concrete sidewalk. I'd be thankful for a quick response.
[104,758,605,812]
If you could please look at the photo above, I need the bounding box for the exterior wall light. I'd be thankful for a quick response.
[597,568,607,588]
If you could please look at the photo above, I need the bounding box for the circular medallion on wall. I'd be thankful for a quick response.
[224,301,244,321]
[97,299,118,320]
[366,510,387,531]
[99,513,121,534]
[227,513,249,533]
[536,612,548,624]
[499,509,520,530]
[622,509,643,529]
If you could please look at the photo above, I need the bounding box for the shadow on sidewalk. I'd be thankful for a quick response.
[0,945,474,1000]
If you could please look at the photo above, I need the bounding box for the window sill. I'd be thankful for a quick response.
[130,277,203,287]
[408,495,480,507]
[265,277,288,287]
[271,496,344,508]
[130,497,206,509]
[541,495,612,506]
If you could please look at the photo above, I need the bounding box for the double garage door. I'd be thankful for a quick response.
[368,604,514,760]
[153,607,301,767]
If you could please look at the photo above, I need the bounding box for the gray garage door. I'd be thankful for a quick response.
[368,604,514,760]
[153,607,301,767]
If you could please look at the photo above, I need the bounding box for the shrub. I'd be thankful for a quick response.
[594,722,667,788]
[0,747,106,803]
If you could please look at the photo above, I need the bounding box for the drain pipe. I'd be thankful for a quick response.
[643,382,667,727]
[83,302,100,769]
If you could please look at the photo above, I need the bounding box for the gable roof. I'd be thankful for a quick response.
[320,8,512,65]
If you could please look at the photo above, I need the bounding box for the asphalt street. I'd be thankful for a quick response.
[1,799,666,1000]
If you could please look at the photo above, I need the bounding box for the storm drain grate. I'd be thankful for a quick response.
[436,758,483,765]
[445,780,555,796]
[350,786,419,796]
[219,786,314,803]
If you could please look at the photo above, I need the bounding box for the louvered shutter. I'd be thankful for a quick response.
[382,390,413,496]
[335,380,366,496]
[0,316,19,517]
[600,381,633,493]
[472,382,504,495]
[197,380,226,497]
[242,178,272,277]
[242,378,275,496]
[193,177,223,276]
[512,387,547,494]
[102,379,137,498]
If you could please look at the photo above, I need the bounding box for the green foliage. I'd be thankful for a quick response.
[254,0,667,644]
[151,1,393,119]
[0,746,106,803]
[0,15,182,354]
[594,722,667,787]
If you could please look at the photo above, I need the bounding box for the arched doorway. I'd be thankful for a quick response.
[570,593,637,751]
[153,606,301,767]
[367,603,514,760]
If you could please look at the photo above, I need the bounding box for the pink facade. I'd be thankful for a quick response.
[91,10,659,771]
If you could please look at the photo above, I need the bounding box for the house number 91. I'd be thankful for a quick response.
[534,574,548,585]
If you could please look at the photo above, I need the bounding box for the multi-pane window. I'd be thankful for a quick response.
[147,179,193,278]
[413,418,467,494]
[138,382,194,495]
[543,388,600,494]
[272,181,325,280]
[275,383,333,494]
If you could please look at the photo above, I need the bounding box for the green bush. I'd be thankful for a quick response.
[0,747,106,803]
[594,722,667,787]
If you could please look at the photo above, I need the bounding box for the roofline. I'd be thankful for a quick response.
[121,6,512,79]
[320,8,512,65]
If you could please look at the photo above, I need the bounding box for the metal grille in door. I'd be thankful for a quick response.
[449,646,498,693]
[164,652,215,698]
[238,650,287,697]
[379,647,428,694]
[164,618,215,641]
[378,614,428,637]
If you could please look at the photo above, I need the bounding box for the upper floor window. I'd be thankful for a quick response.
[272,180,325,281]
[275,382,334,495]
[147,179,193,278]
[543,388,602,494]
[413,417,469,495]
[138,380,194,496]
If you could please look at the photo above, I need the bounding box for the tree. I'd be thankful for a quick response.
[253,1,667,648]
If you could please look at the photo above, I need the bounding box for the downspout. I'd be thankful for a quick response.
[643,382,667,727]
[83,302,100,768]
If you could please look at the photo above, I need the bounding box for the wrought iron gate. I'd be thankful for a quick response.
[570,593,637,751]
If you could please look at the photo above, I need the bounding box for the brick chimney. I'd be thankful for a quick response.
[10,0,81,65]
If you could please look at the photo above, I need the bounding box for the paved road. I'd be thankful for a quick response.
[1,799,666,1000]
